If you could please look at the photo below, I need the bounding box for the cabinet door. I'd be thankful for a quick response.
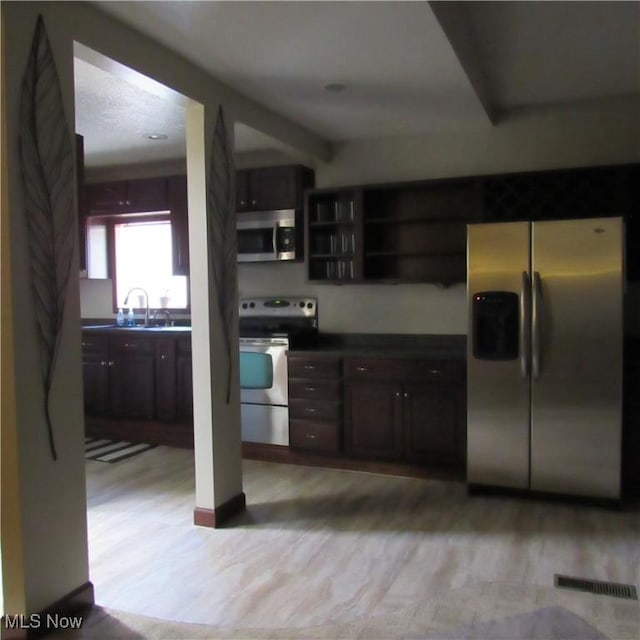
[623,347,640,497]
[127,177,168,213]
[155,338,177,422]
[403,383,458,463]
[168,175,190,275]
[235,169,250,212]
[176,339,193,422]
[344,381,403,460]
[86,178,168,215]
[86,181,128,214]
[109,339,155,420]
[82,355,110,415]
[81,333,109,415]
[247,166,297,211]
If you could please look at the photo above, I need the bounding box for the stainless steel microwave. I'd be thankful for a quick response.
[237,209,298,262]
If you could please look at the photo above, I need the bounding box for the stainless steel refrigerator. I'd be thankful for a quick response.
[467,217,624,500]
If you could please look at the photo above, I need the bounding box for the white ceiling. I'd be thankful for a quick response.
[74,57,187,167]
[464,1,640,108]
[76,1,639,168]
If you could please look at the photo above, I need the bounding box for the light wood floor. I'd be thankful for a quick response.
[75,446,639,638]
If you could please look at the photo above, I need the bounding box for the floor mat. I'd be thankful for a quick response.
[85,438,156,463]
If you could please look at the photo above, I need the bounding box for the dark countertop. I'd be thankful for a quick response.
[82,324,192,334]
[289,333,467,360]
[82,324,467,359]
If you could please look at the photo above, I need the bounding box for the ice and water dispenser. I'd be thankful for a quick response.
[472,292,519,360]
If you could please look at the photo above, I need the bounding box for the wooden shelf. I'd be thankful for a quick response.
[309,220,355,227]
[364,215,462,225]
[365,250,464,258]
[310,253,355,259]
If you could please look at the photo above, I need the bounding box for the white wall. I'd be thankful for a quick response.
[2,1,89,614]
[2,0,329,614]
[239,96,640,335]
[239,261,467,334]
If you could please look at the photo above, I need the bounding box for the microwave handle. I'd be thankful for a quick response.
[272,223,278,257]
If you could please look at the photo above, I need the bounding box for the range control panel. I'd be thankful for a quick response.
[239,297,317,319]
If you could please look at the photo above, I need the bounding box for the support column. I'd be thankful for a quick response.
[186,103,244,528]
[1,1,93,630]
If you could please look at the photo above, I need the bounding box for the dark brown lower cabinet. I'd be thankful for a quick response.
[344,357,465,467]
[176,337,193,423]
[287,354,343,453]
[109,336,155,420]
[155,338,177,422]
[82,330,192,446]
[344,380,403,460]
[623,341,640,498]
[81,334,109,416]
[403,383,459,463]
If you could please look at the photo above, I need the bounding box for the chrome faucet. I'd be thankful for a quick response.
[123,287,150,327]
[151,308,173,327]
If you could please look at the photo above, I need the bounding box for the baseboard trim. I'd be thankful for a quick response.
[194,492,246,528]
[242,442,465,482]
[1,581,94,640]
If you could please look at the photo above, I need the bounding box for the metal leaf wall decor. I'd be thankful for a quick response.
[19,15,76,460]
[207,106,236,404]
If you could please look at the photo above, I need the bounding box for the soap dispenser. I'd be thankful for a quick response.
[116,308,125,327]
[127,307,135,327]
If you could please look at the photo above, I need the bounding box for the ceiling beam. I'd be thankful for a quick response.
[428,1,496,125]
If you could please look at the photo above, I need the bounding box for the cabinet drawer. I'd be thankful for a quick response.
[290,419,341,453]
[407,360,464,383]
[288,356,341,379]
[289,379,341,400]
[289,399,341,421]
[109,336,154,354]
[344,357,408,380]
[81,334,108,356]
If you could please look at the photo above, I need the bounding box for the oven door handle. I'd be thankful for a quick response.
[239,339,288,349]
[272,223,279,259]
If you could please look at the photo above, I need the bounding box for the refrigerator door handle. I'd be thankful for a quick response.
[520,271,530,378]
[532,271,542,379]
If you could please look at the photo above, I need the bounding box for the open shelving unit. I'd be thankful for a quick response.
[305,178,481,284]
[305,164,640,284]
[305,187,362,283]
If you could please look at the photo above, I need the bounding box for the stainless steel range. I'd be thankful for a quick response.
[239,297,318,446]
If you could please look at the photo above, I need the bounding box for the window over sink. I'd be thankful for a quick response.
[86,212,189,310]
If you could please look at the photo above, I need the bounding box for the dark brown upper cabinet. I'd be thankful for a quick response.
[75,134,87,271]
[83,175,190,277]
[86,176,169,215]
[167,175,190,276]
[235,165,314,212]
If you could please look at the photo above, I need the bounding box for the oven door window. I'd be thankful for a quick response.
[237,227,275,256]
[239,352,274,389]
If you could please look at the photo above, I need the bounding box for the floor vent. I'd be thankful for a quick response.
[554,574,638,600]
